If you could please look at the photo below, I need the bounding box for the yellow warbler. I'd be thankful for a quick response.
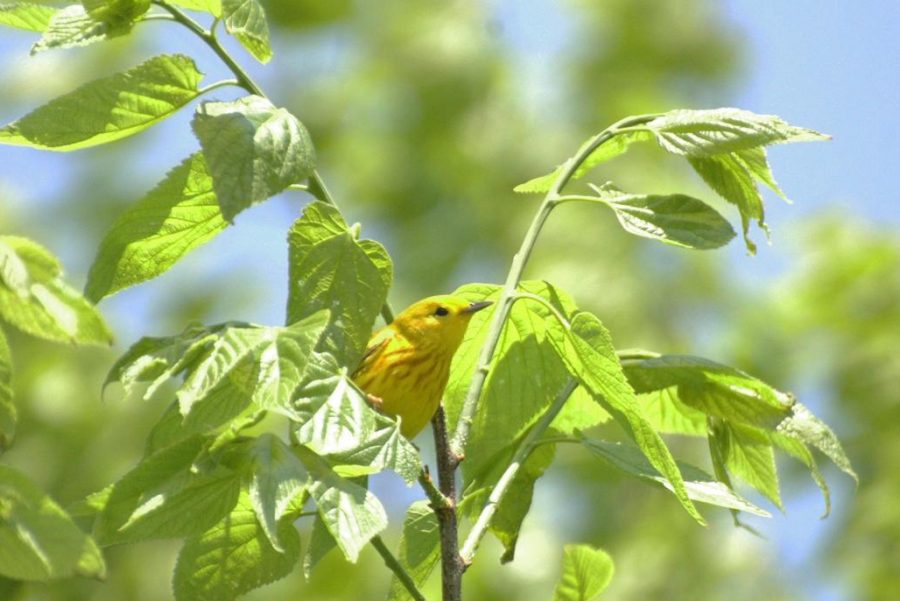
[353,295,492,438]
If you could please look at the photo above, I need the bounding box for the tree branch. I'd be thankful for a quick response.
[430,404,464,601]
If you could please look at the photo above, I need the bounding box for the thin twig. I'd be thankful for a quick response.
[459,378,578,564]
[370,535,427,601]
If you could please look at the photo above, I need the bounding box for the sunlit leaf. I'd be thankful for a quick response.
[552,544,614,601]
[776,401,857,483]
[0,54,203,150]
[86,153,227,301]
[0,3,56,31]
[710,421,782,510]
[0,330,14,451]
[221,0,271,63]
[0,465,106,581]
[173,491,300,601]
[168,0,222,16]
[192,95,314,221]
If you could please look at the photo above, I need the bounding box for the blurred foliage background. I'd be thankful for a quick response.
[1,1,897,599]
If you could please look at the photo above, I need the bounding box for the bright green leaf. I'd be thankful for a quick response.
[386,500,440,601]
[550,312,704,524]
[0,465,106,581]
[86,153,227,302]
[0,236,112,345]
[29,4,110,53]
[0,3,56,31]
[173,491,300,601]
[244,434,308,552]
[168,0,222,16]
[191,95,314,221]
[0,329,14,452]
[298,447,387,563]
[734,146,788,200]
[287,201,392,366]
[221,0,272,63]
[0,54,204,150]
[645,108,829,157]
[581,437,770,516]
[293,368,421,484]
[776,401,857,483]
[598,190,736,250]
[711,421,783,510]
[552,544,614,601]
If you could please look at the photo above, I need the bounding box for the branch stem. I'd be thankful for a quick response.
[371,535,427,601]
[431,405,464,601]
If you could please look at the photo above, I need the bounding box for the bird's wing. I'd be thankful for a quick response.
[352,327,393,377]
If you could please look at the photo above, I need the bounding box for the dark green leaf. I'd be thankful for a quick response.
[221,0,271,63]
[173,491,300,601]
[192,95,314,221]
[0,329,13,452]
[552,544,614,601]
[0,236,112,345]
[86,153,227,302]
[0,465,106,581]
[0,54,203,150]
[581,437,770,516]
[287,201,392,366]
[0,3,56,31]
[386,500,440,601]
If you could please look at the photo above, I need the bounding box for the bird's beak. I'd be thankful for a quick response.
[462,301,493,314]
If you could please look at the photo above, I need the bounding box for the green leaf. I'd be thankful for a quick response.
[0,54,204,150]
[0,3,57,31]
[688,153,765,253]
[581,437,770,516]
[636,388,707,436]
[191,95,314,221]
[29,1,149,53]
[596,189,735,250]
[645,108,829,157]
[552,544,614,601]
[621,353,793,430]
[302,513,336,578]
[173,491,300,601]
[106,312,329,421]
[776,401,857,483]
[445,282,580,492]
[386,500,439,601]
[710,421,782,510]
[297,447,388,563]
[734,147,788,200]
[0,236,112,345]
[287,201,392,365]
[221,0,272,63]
[86,153,227,302]
[514,131,652,194]
[244,434,308,552]
[0,329,14,452]
[771,433,831,518]
[550,313,704,524]
[0,464,106,581]
[168,0,222,16]
[293,368,421,484]
[96,435,241,545]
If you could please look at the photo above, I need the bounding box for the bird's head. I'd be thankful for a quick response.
[391,294,493,353]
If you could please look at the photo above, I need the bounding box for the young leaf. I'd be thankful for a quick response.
[221,0,272,63]
[86,153,227,302]
[191,95,314,221]
[645,108,828,157]
[287,201,392,366]
[0,54,204,150]
[581,437,770,516]
[0,465,106,581]
[244,434,308,552]
[386,500,440,601]
[0,236,112,345]
[711,421,782,510]
[297,447,388,563]
[96,435,241,545]
[552,544,614,601]
[550,312,704,524]
[0,3,57,31]
[776,401,857,483]
[173,491,300,601]
[734,146,787,200]
[29,4,110,53]
[0,329,14,451]
[771,433,832,517]
[293,369,421,484]
[168,0,222,16]
[599,191,736,250]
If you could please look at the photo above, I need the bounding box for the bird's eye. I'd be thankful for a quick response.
[435,306,449,317]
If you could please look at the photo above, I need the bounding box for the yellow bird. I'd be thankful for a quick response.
[353,295,492,438]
